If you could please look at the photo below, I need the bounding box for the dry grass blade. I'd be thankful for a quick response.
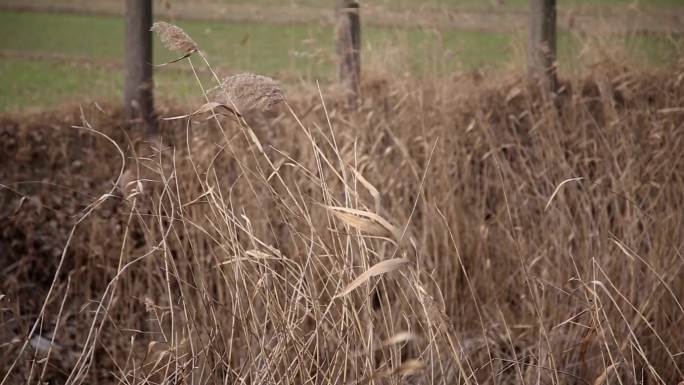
[352,331,417,357]
[395,359,425,376]
[593,362,620,385]
[208,73,285,114]
[347,359,425,385]
[382,331,416,347]
[349,166,381,213]
[657,107,684,114]
[334,258,411,298]
[544,177,584,211]
[150,21,198,53]
[326,205,401,241]
[192,101,230,115]
[162,102,238,121]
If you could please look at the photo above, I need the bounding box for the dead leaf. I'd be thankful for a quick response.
[396,359,425,376]
[382,331,416,347]
[335,258,411,298]
[326,206,401,241]
[349,166,381,214]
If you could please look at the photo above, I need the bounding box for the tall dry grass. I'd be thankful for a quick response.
[1,23,684,385]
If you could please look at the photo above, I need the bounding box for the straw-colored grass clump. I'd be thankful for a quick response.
[2,18,684,385]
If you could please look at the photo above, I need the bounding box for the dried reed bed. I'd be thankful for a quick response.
[2,59,684,385]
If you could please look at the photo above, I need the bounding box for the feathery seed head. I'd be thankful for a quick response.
[209,73,285,114]
[150,21,198,53]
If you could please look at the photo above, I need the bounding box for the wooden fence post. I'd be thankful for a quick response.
[336,0,361,104]
[124,0,156,135]
[528,0,557,92]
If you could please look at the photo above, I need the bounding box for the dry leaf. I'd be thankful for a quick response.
[396,359,425,376]
[118,169,141,200]
[326,206,401,241]
[593,362,620,385]
[505,86,522,104]
[335,258,411,298]
[349,166,381,214]
[351,331,417,357]
[382,331,416,347]
[346,358,424,385]
[30,335,61,354]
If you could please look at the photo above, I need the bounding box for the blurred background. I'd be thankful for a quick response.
[0,0,682,112]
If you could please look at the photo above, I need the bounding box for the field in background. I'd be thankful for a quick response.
[0,9,510,112]
[0,0,683,112]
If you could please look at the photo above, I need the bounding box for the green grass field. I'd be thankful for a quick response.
[0,10,515,111]
[0,9,681,112]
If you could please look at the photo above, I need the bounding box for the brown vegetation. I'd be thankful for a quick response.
[2,58,684,384]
